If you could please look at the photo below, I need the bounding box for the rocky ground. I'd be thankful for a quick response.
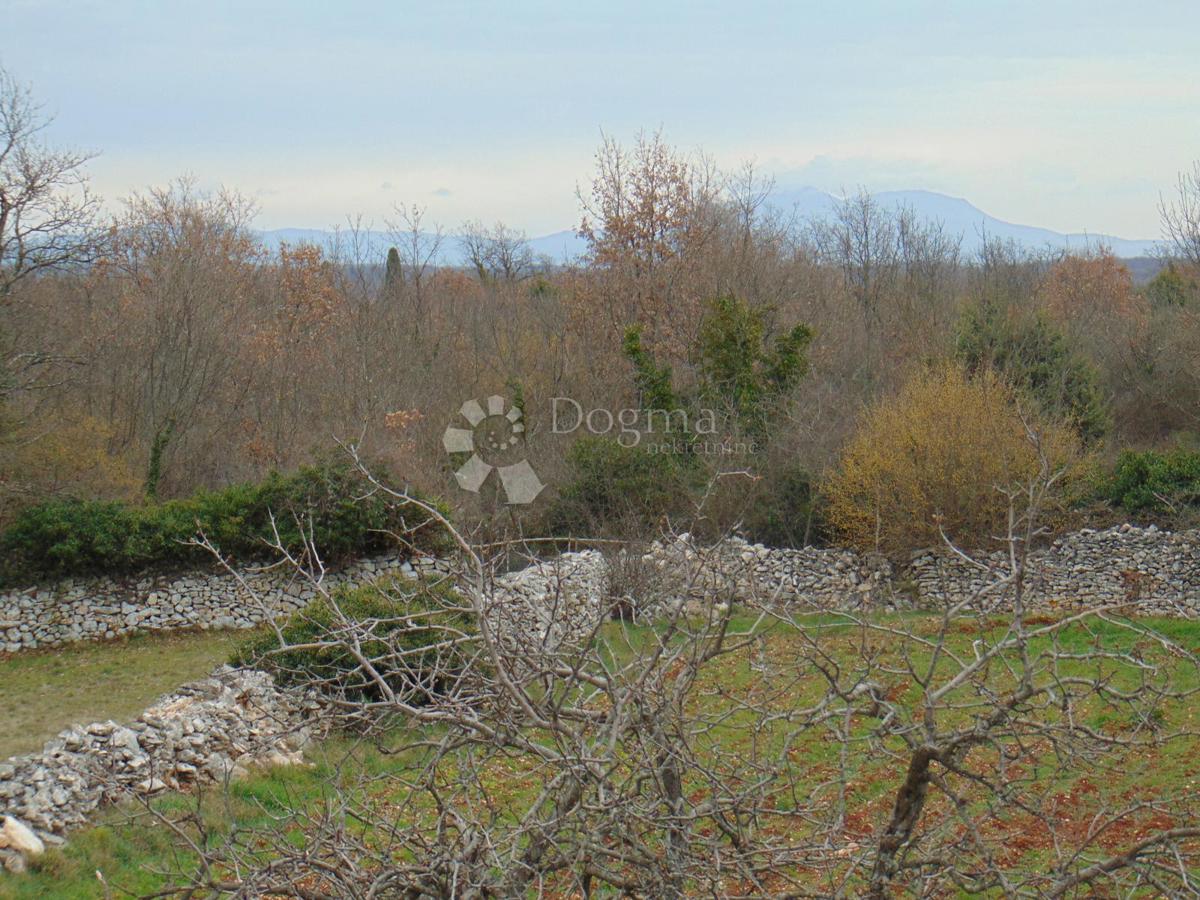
[0,668,318,874]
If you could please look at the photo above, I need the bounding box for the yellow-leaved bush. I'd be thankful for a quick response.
[825,364,1081,557]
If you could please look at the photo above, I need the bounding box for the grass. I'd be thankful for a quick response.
[2,612,1200,896]
[0,750,358,899]
[0,727,423,898]
[0,629,241,760]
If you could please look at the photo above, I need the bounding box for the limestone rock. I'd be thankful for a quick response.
[2,816,44,856]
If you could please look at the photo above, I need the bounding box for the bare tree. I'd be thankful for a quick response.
[0,66,104,303]
[459,219,534,282]
[1160,160,1200,269]
[811,189,900,320]
[387,203,444,332]
[575,130,725,355]
[103,179,263,495]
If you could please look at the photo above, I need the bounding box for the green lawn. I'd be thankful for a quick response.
[0,630,242,760]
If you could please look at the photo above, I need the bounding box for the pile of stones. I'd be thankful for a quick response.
[634,533,898,611]
[469,534,903,649]
[484,549,610,651]
[0,667,319,874]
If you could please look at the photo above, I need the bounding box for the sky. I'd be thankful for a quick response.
[3,0,1199,238]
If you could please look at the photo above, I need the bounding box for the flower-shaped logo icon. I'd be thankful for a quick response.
[442,395,545,504]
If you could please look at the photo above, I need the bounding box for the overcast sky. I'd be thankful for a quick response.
[3,0,1198,237]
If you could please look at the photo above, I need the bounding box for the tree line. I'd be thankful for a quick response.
[3,67,1200,554]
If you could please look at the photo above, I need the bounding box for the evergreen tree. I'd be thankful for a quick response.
[384,246,401,294]
[696,295,812,438]
[956,302,1109,443]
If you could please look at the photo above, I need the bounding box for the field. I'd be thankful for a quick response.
[0,630,240,761]
[2,610,1198,897]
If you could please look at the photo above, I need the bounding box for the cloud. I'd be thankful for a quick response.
[432,186,452,197]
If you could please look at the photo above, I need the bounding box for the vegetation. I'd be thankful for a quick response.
[1,100,1199,550]
[543,435,695,537]
[956,301,1109,442]
[0,461,444,585]
[695,294,813,437]
[1101,447,1200,513]
[0,630,238,760]
[825,364,1081,554]
[16,607,1196,898]
[0,736,374,900]
[1144,261,1196,307]
[4,45,1200,900]
[231,575,476,703]
[739,461,826,548]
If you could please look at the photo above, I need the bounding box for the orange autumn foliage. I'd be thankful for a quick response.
[1039,249,1143,329]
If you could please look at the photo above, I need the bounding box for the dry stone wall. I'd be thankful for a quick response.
[1,525,1198,658]
[909,524,1200,616]
[637,527,1200,616]
[633,534,897,610]
[0,554,440,653]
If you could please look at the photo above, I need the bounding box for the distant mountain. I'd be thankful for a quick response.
[258,189,1158,264]
[768,187,1159,258]
[527,229,589,260]
[258,227,588,265]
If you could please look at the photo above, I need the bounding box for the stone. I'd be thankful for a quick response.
[2,816,44,856]
[109,726,141,754]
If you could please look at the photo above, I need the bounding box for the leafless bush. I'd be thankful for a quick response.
[601,543,664,621]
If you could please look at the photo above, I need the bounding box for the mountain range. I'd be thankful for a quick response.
[259,188,1159,264]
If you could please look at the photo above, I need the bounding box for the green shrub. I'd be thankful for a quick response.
[545,436,696,537]
[1144,262,1196,308]
[0,499,136,577]
[623,297,813,441]
[957,303,1109,443]
[623,325,681,414]
[696,295,812,438]
[0,461,447,584]
[231,575,476,702]
[741,464,827,548]
[1101,449,1200,512]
